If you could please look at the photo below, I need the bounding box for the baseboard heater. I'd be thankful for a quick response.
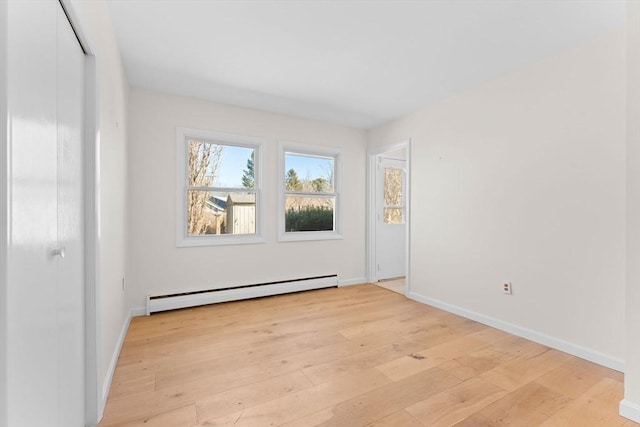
[145,274,338,315]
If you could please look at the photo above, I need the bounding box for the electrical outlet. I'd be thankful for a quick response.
[503,282,512,295]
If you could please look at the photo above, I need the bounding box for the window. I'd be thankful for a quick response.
[383,167,405,224]
[279,142,342,241]
[176,128,264,246]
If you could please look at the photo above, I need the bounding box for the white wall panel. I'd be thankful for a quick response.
[368,29,626,364]
[127,89,367,308]
[623,0,640,421]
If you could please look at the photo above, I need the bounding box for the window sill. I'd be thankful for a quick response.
[177,235,266,247]
[278,231,343,242]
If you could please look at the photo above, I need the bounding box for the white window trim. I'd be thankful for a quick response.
[278,141,343,242]
[176,127,265,247]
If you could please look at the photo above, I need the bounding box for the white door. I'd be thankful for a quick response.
[6,1,85,425]
[56,4,85,425]
[375,158,406,281]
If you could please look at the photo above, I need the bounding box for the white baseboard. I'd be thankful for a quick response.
[339,277,368,287]
[99,308,135,419]
[408,291,624,372]
[130,278,367,318]
[620,399,640,422]
[146,276,339,314]
[135,278,365,319]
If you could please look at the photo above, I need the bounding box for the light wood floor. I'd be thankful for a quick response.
[376,278,405,295]
[100,284,638,427]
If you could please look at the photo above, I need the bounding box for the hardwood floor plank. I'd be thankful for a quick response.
[539,377,629,427]
[480,348,572,391]
[153,333,375,405]
[101,403,199,427]
[535,357,614,399]
[452,397,548,427]
[339,317,406,339]
[438,348,511,381]
[200,368,391,426]
[279,408,336,427]
[152,329,345,389]
[195,371,313,422]
[301,337,425,385]
[107,370,155,399]
[506,382,571,417]
[365,410,424,427]
[375,330,495,381]
[309,367,461,426]
[98,284,637,427]
[405,377,507,426]
[486,335,550,360]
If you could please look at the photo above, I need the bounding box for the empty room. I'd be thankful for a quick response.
[2,0,640,426]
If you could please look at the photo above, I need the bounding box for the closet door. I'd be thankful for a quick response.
[6,1,85,425]
[7,1,59,424]
[56,4,85,426]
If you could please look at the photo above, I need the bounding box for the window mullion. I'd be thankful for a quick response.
[189,186,257,192]
[188,186,215,192]
[284,191,336,198]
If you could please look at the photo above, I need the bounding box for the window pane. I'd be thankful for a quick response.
[187,190,256,236]
[285,196,335,232]
[384,168,403,206]
[384,208,404,224]
[284,153,334,192]
[218,146,255,188]
[188,140,255,189]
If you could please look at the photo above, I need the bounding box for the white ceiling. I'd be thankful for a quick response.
[107,0,625,129]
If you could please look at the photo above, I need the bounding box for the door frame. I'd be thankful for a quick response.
[367,140,411,294]
[0,1,9,425]
[59,1,101,423]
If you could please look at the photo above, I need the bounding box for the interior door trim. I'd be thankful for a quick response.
[366,140,411,293]
[57,0,100,424]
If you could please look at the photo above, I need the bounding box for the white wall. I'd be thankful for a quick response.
[0,2,8,426]
[68,0,129,419]
[623,0,640,421]
[368,29,626,367]
[127,88,367,309]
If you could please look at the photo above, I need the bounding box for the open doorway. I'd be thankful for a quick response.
[367,141,410,296]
